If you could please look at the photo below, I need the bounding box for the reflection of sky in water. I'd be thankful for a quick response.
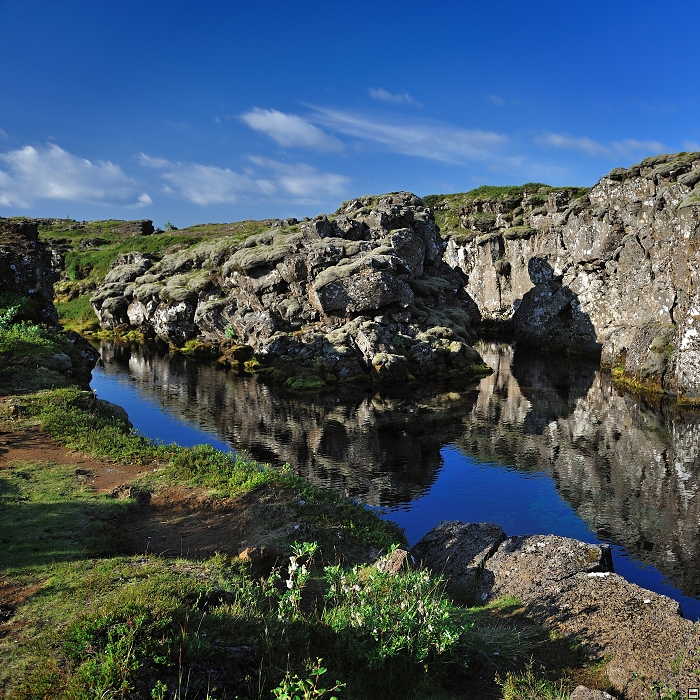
[91,368,232,453]
[386,446,700,620]
[91,353,700,621]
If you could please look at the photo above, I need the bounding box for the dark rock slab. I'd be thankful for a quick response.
[411,521,505,597]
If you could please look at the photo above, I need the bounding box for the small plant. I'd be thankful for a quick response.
[272,659,345,700]
[224,325,236,339]
[322,563,466,669]
[498,663,569,700]
[278,541,318,621]
[165,221,179,231]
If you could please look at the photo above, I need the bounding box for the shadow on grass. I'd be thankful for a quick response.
[0,461,136,572]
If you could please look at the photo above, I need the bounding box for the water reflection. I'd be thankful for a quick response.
[466,343,700,598]
[93,340,700,607]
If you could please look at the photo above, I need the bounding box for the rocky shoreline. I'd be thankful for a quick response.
[411,521,700,699]
[82,151,700,402]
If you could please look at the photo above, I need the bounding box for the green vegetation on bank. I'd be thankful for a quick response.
[423,183,590,239]
[0,351,609,700]
[0,295,94,394]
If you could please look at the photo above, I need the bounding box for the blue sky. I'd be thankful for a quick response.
[1,0,698,227]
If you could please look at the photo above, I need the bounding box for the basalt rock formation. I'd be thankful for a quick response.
[0,218,99,389]
[0,218,59,326]
[91,193,487,388]
[438,152,700,399]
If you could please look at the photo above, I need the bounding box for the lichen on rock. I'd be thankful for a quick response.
[91,192,488,388]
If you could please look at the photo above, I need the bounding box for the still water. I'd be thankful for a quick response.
[90,340,700,620]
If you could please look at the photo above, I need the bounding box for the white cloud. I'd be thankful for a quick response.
[240,108,342,151]
[611,138,666,159]
[0,128,8,140]
[368,88,420,106]
[487,94,505,106]
[138,154,350,205]
[247,156,350,200]
[308,107,508,165]
[683,140,700,152]
[536,132,665,160]
[0,144,147,208]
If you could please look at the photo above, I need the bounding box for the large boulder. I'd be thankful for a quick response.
[411,521,505,598]
[415,521,700,700]
[92,193,489,387]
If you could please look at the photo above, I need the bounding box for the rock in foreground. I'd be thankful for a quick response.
[413,521,700,700]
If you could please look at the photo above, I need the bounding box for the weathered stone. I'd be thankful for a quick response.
[475,534,613,603]
[96,399,132,427]
[41,352,72,373]
[92,192,486,387]
[412,521,505,597]
[570,686,617,700]
[375,548,414,575]
[237,545,285,578]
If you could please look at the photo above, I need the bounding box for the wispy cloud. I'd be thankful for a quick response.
[240,108,342,151]
[486,94,505,106]
[683,140,700,152]
[535,132,665,160]
[138,153,350,205]
[0,128,8,140]
[368,88,420,106]
[0,144,149,208]
[308,107,508,165]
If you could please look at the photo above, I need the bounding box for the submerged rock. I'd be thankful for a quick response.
[92,193,488,387]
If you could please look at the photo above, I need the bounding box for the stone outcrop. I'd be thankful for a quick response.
[91,193,487,387]
[0,218,99,388]
[414,521,700,700]
[410,521,505,595]
[439,152,700,398]
[0,218,59,325]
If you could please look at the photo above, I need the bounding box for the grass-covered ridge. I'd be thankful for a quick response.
[423,183,590,238]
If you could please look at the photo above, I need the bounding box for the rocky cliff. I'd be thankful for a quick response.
[438,151,700,399]
[0,218,59,325]
[0,218,99,390]
[91,193,488,388]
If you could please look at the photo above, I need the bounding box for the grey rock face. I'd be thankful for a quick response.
[441,152,700,397]
[92,193,486,386]
[417,521,700,700]
[0,218,59,325]
[412,521,505,596]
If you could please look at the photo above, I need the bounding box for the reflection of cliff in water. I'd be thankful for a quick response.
[96,340,700,597]
[97,341,480,508]
[465,342,700,597]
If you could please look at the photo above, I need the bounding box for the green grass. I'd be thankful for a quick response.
[499,665,569,700]
[0,460,131,572]
[55,295,100,333]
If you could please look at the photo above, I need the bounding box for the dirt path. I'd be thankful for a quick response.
[0,422,293,562]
